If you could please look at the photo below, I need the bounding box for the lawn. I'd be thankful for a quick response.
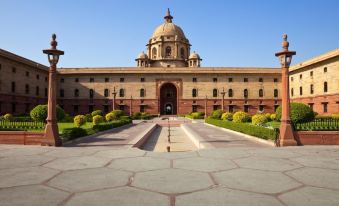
[21,122,93,133]
[266,121,280,129]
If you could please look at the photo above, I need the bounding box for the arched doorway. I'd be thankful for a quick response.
[160,83,177,115]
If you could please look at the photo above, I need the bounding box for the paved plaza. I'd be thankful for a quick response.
[0,122,339,206]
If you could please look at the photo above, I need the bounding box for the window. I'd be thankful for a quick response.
[213,89,218,97]
[75,78,79,82]
[180,47,185,58]
[139,105,145,113]
[308,103,314,110]
[299,86,303,96]
[259,89,263,97]
[310,84,314,94]
[60,78,64,83]
[291,77,294,82]
[192,89,197,97]
[274,78,278,83]
[11,102,16,113]
[140,88,145,97]
[12,67,16,73]
[300,74,302,79]
[60,89,64,97]
[244,105,249,113]
[45,77,48,82]
[291,88,294,96]
[25,84,29,94]
[274,105,279,112]
[104,89,109,97]
[152,47,157,58]
[228,78,233,82]
[89,89,94,98]
[104,105,109,113]
[36,74,40,80]
[119,105,125,111]
[90,78,94,82]
[120,78,124,82]
[36,86,39,96]
[213,78,217,82]
[274,89,278,98]
[74,89,79,97]
[259,105,264,112]
[119,89,125,97]
[324,82,328,93]
[74,105,79,114]
[259,78,263,82]
[89,105,94,113]
[244,78,248,82]
[105,78,109,82]
[192,77,197,82]
[141,77,145,82]
[45,88,48,97]
[229,105,234,113]
[228,89,233,97]
[323,103,328,113]
[324,67,327,73]
[192,105,197,113]
[11,82,15,93]
[310,71,313,77]
[244,89,248,98]
[26,71,29,77]
[165,46,171,57]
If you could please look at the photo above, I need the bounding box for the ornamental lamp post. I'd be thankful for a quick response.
[42,34,64,146]
[220,87,226,111]
[275,34,297,146]
[112,87,117,110]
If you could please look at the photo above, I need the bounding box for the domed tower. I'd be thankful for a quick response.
[135,51,149,67]
[188,51,202,67]
[146,9,192,67]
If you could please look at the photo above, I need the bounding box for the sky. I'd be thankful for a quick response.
[0,0,338,68]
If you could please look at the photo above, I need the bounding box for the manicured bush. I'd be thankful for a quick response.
[264,113,271,121]
[84,114,93,122]
[13,116,33,122]
[105,112,117,121]
[92,119,132,132]
[141,112,151,120]
[270,113,277,121]
[74,115,86,128]
[191,112,204,119]
[3,113,13,121]
[332,114,339,119]
[232,111,250,123]
[211,109,224,119]
[276,103,315,123]
[252,114,268,126]
[62,127,88,140]
[111,110,124,118]
[206,118,277,140]
[92,115,104,125]
[91,110,103,117]
[30,104,65,122]
[221,112,232,121]
[131,112,142,120]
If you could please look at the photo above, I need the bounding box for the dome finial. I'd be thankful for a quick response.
[164,8,173,23]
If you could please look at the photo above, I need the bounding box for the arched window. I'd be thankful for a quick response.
[36,86,39,96]
[213,89,218,97]
[25,84,29,94]
[104,89,109,97]
[274,89,278,98]
[228,89,233,97]
[192,88,197,97]
[180,47,185,58]
[300,87,303,96]
[59,89,64,97]
[259,89,263,97]
[244,89,248,98]
[119,88,125,97]
[324,82,328,92]
[310,84,314,94]
[152,47,157,58]
[74,89,79,97]
[89,89,94,98]
[291,88,294,96]
[140,88,145,97]
[165,46,171,57]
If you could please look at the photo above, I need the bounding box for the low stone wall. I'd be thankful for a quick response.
[295,131,339,145]
[0,131,45,145]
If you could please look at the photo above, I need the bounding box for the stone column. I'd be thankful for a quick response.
[130,96,133,116]
[204,95,207,119]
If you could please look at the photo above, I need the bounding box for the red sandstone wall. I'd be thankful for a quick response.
[295,131,339,145]
[0,131,45,145]
[0,94,47,115]
[291,94,339,115]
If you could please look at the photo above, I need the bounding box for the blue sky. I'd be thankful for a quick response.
[0,0,338,68]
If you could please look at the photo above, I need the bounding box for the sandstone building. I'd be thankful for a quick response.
[0,9,338,116]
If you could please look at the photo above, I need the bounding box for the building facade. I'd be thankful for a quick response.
[0,9,337,116]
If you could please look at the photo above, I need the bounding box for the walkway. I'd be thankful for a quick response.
[0,145,339,206]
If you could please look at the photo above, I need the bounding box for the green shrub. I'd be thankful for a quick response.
[270,113,277,121]
[92,119,132,131]
[120,116,131,121]
[264,113,271,121]
[74,115,86,128]
[131,112,142,120]
[232,111,250,123]
[12,116,33,122]
[106,112,117,121]
[141,112,151,120]
[3,113,13,121]
[221,112,232,121]
[92,115,104,125]
[276,103,315,123]
[62,127,87,140]
[30,104,65,122]
[211,109,224,119]
[91,110,103,117]
[206,118,277,140]
[111,110,124,118]
[332,114,339,119]
[84,114,93,122]
[60,114,74,123]
[252,114,268,126]
[191,112,204,119]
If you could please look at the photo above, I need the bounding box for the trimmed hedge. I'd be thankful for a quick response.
[252,114,268,126]
[276,103,315,123]
[62,127,88,140]
[232,111,250,123]
[30,104,65,122]
[211,109,224,119]
[206,118,277,140]
[92,119,132,131]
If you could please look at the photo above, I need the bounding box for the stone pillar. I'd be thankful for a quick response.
[130,96,133,116]
[204,95,207,119]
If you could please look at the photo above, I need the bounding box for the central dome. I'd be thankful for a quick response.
[152,22,186,39]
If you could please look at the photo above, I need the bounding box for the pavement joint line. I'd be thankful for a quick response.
[58,192,75,206]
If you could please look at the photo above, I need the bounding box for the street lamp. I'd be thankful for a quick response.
[42,34,64,146]
[112,86,117,110]
[275,34,297,146]
[220,87,226,111]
